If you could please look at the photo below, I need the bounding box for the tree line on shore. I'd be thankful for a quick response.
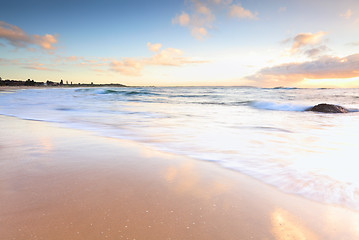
[0,77,126,87]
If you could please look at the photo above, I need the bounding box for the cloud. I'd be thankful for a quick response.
[92,69,105,73]
[278,7,287,13]
[147,47,206,66]
[228,3,258,19]
[66,56,79,62]
[0,57,21,66]
[347,41,359,46]
[172,1,257,40]
[246,54,359,86]
[22,60,60,71]
[147,43,206,66]
[172,12,191,26]
[0,21,30,47]
[0,21,57,52]
[111,58,144,76]
[24,65,59,71]
[32,34,57,50]
[111,43,207,76]
[0,56,60,71]
[194,0,212,15]
[191,27,208,40]
[172,9,212,40]
[281,32,329,59]
[148,48,184,66]
[147,42,162,52]
[340,9,352,19]
[190,0,216,39]
[290,31,327,54]
[303,45,329,58]
[211,0,232,4]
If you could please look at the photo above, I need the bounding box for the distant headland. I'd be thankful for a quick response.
[0,77,127,87]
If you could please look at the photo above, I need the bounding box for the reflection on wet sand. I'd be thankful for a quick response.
[2,116,359,239]
[163,161,233,200]
[271,208,318,240]
[39,137,54,153]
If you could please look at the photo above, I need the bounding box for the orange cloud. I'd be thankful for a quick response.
[66,56,79,62]
[172,12,191,26]
[191,27,208,40]
[340,9,352,19]
[228,3,258,19]
[0,21,30,47]
[25,65,59,71]
[148,48,184,66]
[147,45,208,66]
[246,54,359,86]
[290,31,327,54]
[33,34,58,50]
[147,42,162,52]
[0,58,20,65]
[52,55,113,73]
[172,1,216,40]
[173,0,256,40]
[111,58,144,76]
[0,57,60,71]
[193,0,212,16]
[0,21,58,52]
[111,43,207,76]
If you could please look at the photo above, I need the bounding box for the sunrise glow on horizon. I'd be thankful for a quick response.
[1,0,359,88]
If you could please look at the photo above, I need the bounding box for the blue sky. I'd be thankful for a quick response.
[1,0,359,87]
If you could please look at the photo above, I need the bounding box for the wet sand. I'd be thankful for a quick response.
[1,115,359,239]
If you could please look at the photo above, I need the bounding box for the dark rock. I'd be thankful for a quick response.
[305,103,349,113]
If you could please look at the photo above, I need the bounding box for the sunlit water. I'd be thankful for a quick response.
[1,87,359,210]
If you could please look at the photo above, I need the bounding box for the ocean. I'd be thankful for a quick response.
[1,86,359,210]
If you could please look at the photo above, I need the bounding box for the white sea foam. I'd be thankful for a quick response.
[1,87,359,210]
[250,101,309,111]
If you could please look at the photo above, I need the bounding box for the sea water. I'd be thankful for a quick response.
[1,86,359,210]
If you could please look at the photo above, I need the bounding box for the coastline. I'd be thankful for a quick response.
[1,115,359,239]
[0,85,127,90]
[0,77,127,88]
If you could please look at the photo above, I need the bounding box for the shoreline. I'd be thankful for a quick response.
[0,78,127,88]
[0,85,128,90]
[1,115,359,239]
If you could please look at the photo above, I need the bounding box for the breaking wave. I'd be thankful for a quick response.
[250,101,309,112]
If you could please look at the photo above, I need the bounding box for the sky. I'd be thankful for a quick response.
[1,0,359,87]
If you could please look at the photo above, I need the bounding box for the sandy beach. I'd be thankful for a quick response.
[1,115,359,240]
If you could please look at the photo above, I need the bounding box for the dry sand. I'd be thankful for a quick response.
[1,115,359,239]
